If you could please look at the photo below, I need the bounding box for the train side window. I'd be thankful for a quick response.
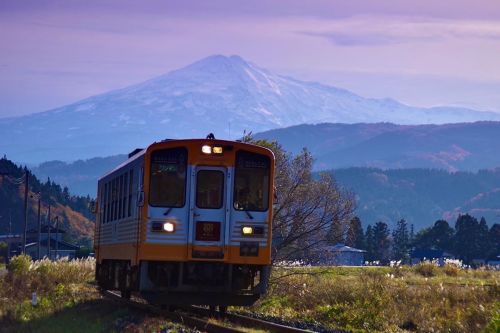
[123,172,128,219]
[233,151,270,212]
[103,184,107,224]
[105,182,110,223]
[196,170,224,209]
[112,177,117,221]
[128,170,133,217]
[118,175,123,220]
[149,148,187,207]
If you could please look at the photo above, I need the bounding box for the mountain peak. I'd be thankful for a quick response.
[2,55,500,163]
[181,54,250,72]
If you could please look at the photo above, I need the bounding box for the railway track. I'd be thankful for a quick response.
[102,290,316,333]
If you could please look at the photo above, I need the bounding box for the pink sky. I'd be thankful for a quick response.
[1,0,500,117]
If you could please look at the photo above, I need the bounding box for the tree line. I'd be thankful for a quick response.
[330,214,500,265]
[0,156,93,235]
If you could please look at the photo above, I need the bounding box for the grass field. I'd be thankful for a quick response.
[0,255,194,333]
[1,256,499,333]
[240,264,500,333]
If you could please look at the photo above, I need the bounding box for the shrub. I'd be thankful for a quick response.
[7,254,32,276]
[443,263,460,277]
[0,256,97,324]
[414,261,438,277]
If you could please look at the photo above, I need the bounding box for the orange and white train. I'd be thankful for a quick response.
[94,137,275,306]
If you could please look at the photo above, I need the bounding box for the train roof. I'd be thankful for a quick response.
[98,138,274,181]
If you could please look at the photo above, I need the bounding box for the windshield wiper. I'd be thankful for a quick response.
[244,210,254,219]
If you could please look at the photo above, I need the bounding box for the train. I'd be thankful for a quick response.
[93,136,275,307]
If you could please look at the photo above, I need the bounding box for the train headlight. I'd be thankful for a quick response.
[242,226,254,235]
[163,222,175,233]
[213,146,223,154]
[201,145,212,154]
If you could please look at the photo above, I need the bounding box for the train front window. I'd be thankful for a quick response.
[234,151,270,211]
[196,170,224,209]
[149,148,187,207]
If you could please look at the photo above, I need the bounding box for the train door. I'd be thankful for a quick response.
[190,166,227,259]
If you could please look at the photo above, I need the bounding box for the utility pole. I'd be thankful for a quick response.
[47,205,51,259]
[37,194,41,260]
[55,216,59,259]
[22,170,29,254]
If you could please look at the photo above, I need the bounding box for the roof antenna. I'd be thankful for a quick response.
[206,133,215,139]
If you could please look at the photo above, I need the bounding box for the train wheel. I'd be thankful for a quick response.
[218,305,227,315]
[121,289,131,299]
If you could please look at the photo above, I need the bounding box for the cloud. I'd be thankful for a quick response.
[299,16,500,46]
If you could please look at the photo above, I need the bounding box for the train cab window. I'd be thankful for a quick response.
[196,170,224,209]
[234,151,270,211]
[149,148,187,207]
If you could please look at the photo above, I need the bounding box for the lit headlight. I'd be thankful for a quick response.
[242,226,254,235]
[201,145,212,154]
[163,222,175,233]
[212,146,223,154]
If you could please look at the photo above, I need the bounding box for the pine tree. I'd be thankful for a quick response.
[454,214,482,264]
[488,224,500,260]
[365,224,375,262]
[409,224,415,244]
[478,217,490,259]
[392,219,410,262]
[432,220,454,252]
[346,216,365,249]
[372,221,391,263]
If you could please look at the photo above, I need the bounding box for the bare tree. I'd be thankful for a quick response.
[247,138,355,263]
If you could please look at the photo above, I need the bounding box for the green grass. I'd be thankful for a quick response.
[240,266,500,333]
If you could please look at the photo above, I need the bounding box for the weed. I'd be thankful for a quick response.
[413,261,438,277]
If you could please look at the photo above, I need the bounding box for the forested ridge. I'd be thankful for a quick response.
[330,167,500,230]
[0,156,94,243]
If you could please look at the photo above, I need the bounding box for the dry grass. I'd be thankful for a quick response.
[0,255,96,323]
[242,266,500,333]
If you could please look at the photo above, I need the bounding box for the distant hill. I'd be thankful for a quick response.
[254,121,500,171]
[331,167,500,230]
[33,155,128,197]
[27,154,500,231]
[0,157,94,244]
[2,55,500,163]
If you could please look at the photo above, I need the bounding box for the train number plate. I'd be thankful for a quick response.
[195,221,220,241]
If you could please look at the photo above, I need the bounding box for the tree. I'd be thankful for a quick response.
[412,227,433,249]
[365,224,375,262]
[478,217,490,259]
[392,219,410,262]
[431,220,454,252]
[412,220,454,252]
[345,216,365,249]
[454,214,487,264]
[327,219,344,245]
[488,224,500,260]
[372,221,391,263]
[247,137,355,263]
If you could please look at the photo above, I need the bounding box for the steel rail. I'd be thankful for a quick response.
[102,290,316,333]
[103,290,244,333]
[188,305,316,333]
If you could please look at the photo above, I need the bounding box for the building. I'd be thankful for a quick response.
[315,243,366,266]
[24,225,79,260]
[25,239,79,260]
[410,249,454,266]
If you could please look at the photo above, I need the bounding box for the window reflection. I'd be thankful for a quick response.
[234,151,270,211]
[149,148,187,207]
[196,170,224,209]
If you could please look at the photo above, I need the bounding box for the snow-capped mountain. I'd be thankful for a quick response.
[1,55,500,163]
